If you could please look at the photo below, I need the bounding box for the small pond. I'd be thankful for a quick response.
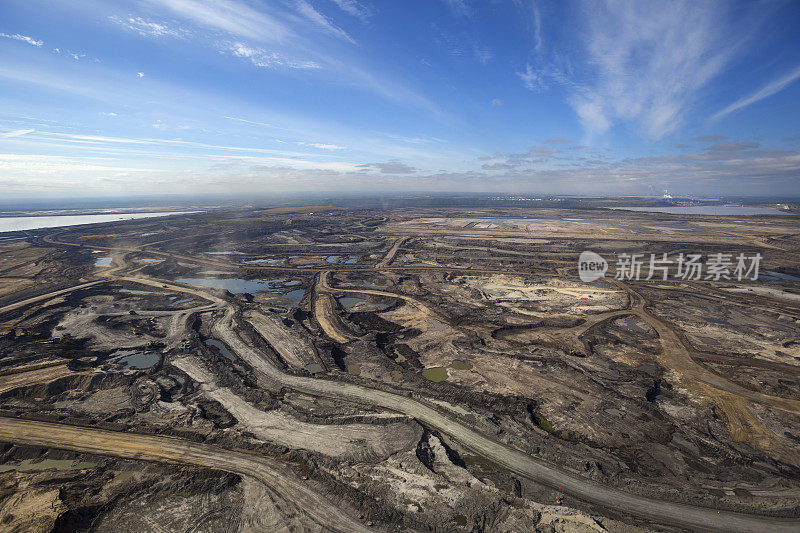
[205,339,235,361]
[117,352,160,369]
[176,277,293,294]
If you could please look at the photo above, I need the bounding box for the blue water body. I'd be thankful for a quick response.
[0,211,199,234]
[760,271,800,283]
[139,258,163,264]
[765,271,800,282]
[176,277,290,293]
[611,206,793,215]
[338,296,365,309]
[94,257,112,267]
[118,352,160,369]
[244,258,278,264]
[283,289,305,303]
[205,339,235,361]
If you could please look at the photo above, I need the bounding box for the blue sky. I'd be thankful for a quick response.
[1,0,799,199]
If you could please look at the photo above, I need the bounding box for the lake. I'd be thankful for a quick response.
[176,277,293,293]
[611,206,793,215]
[0,211,199,233]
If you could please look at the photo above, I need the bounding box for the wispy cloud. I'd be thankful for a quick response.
[147,0,292,42]
[223,116,283,129]
[109,15,191,38]
[222,42,320,69]
[692,135,726,142]
[511,0,542,54]
[707,141,758,152]
[0,129,35,139]
[517,63,543,91]
[566,2,742,138]
[531,1,542,53]
[473,45,492,65]
[297,141,346,150]
[330,0,374,22]
[357,160,416,174]
[0,32,43,47]
[53,48,95,61]
[711,64,800,121]
[294,0,356,44]
[442,0,471,17]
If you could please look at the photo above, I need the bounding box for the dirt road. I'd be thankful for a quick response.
[214,303,800,533]
[0,417,374,533]
[10,237,800,531]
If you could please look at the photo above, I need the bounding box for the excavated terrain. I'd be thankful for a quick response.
[0,205,799,532]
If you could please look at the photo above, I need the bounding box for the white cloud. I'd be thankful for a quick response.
[294,0,356,44]
[223,116,281,128]
[297,141,346,150]
[51,48,94,61]
[137,72,145,77]
[147,0,292,42]
[517,64,543,91]
[99,112,118,117]
[223,42,320,70]
[511,0,542,54]
[34,131,342,160]
[442,0,470,16]
[531,2,542,53]
[0,33,43,47]
[711,64,800,121]
[109,15,190,38]
[491,98,503,107]
[0,129,34,139]
[569,93,610,135]
[330,0,374,22]
[357,160,416,174]
[0,154,157,174]
[565,2,740,139]
[473,45,492,65]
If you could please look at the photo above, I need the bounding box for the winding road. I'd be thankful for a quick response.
[1,238,798,531]
[0,417,372,533]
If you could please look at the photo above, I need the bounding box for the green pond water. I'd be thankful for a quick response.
[450,360,473,370]
[422,367,448,382]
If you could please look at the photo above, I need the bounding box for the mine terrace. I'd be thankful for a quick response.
[0,204,799,532]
